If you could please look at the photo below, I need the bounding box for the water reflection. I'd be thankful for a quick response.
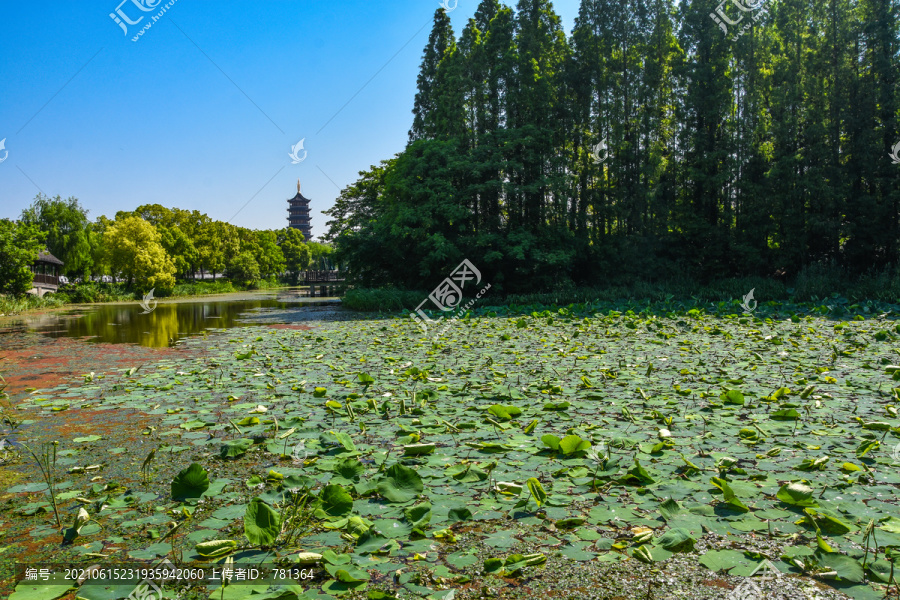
[2,289,340,348]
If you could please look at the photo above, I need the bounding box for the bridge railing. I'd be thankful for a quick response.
[302,270,345,283]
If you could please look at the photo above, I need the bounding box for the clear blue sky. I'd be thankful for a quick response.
[0,0,581,240]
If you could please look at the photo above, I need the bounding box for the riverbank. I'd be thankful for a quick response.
[0,280,294,317]
[2,299,894,599]
[342,268,900,313]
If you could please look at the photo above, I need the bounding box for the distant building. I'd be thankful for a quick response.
[287,180,312,241]
[29,250,64,297]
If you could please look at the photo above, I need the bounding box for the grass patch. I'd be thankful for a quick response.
[55,282,137,304]
[0,293,67,315]
[169,280,236,297]
[342,287,427,312]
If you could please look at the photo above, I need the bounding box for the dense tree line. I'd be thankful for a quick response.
[325,0,900,293]
[1,195,328,294]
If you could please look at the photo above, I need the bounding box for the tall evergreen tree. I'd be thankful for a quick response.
[410,10,457,141]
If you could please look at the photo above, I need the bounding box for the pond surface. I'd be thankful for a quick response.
[0,288,345,348]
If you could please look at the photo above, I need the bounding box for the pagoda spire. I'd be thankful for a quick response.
[297,179,301,194]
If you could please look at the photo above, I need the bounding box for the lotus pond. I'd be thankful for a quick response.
[2,298,900,600]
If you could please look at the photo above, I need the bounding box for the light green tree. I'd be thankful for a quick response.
[306,241,333,270]
[103,216,176,290]
[89,216,113,278]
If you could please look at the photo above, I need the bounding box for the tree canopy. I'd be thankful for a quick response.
[103,216,178,290]
[15,196,314,291]
[326,0,900,293]
[21,195,95,280]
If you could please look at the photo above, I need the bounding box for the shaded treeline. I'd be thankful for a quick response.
[326,0,900,293]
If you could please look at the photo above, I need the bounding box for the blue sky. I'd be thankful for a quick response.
[0,0,581,239]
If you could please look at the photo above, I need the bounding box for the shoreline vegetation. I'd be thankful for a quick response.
[0,279,288,316]
[5,264,900,318]
[342,265,900,313]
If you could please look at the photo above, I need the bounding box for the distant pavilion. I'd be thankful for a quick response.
[287,180,312,241]
[29,250,63,297]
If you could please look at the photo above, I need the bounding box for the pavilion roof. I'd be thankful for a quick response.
[36,250,64,265]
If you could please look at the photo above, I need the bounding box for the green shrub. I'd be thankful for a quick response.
[0,293,66,315]
[169,280,236,297]
[342,288,428,312]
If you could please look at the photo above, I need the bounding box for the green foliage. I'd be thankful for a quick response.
[225,251,261,286]
[170,279,236,297]
[0,219,46,295]
[171,463,210,500]
[9,298,900,597]
[314,484,353,519]
[341,288,428,312]
[278,227,311,282]
[55,282,134,304]
[103,216,177,290]
[325,0,900,292]
[377,464,424,503]
[525,477,547,508]
[243,497,281,546]
[21,194,95,280]
[307,241,335,270]
[0,293,65,315]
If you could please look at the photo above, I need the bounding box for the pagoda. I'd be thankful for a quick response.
[287,180,312,241]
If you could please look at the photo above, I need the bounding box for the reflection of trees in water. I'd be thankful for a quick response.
[40,301,280,348]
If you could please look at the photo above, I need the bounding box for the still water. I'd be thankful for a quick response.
[3,289,343,348]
